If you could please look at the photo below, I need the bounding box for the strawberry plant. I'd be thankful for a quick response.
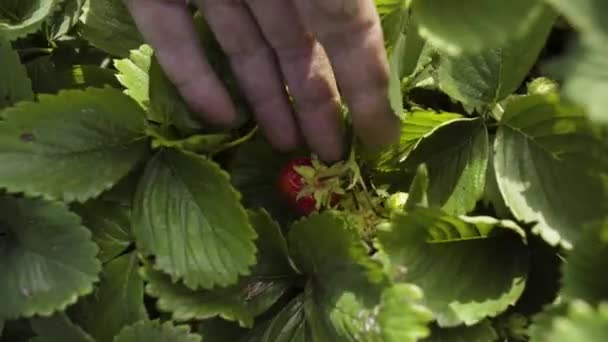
[1,0,607,341]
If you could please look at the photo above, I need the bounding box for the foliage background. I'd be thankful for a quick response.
[0,0,607,341]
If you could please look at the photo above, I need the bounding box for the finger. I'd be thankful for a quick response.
[125,0,236,126]
[245,0,344,162]
[294,0,400,148]
[195,0,301,151]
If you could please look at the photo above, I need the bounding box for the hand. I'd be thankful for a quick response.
[125,0,400,162]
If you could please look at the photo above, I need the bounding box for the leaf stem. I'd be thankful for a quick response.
[210,126,259,155]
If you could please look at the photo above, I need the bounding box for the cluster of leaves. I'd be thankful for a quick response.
[0,0,607,341]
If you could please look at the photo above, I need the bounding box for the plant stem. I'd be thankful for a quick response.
[210,126,258,155]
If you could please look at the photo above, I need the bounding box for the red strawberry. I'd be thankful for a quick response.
[277,157,343,216]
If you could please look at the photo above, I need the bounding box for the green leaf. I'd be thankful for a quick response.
[30,312,94,342]
[562,223,608,303]
[494,94,608,245]
[79,0,144,57]
[133,149,257,290]
[405,163,429,210]
[376,0,408,47]
[289,212,433,341]
[529,301,608,342]
[368,110,463,172]
[437,6,556,107]
[482,150,511,218]
[114,44,154,113]
[375,283,435,341]
[114,320,201,342]
[72,200,133,263]
[0,88,149,202]
[0,195,100,319]
[141,210,294,326]
[377,208,528,326]
[114,44,204,130]
[388,34,406,116]
[70,252,147,342]
[544,0,608,42]
[404,118,489,215]
[43,0,84,40]
[411,0,547,55]
[423,320,499,342]
[528,304,568,341]
[377,0,409,118]
[0,0,61,40]
[548,39,608,124]
[99,167,143,206]
[0,36,33,109]
[244,295,308,342]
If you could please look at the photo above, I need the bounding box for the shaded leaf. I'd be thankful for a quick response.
[114,320,201,342]
[376,0,408,48]
[30,312,94,342]
[0,36,33,109]
[548,39,608,123]
[243,295,307,342]
[411,0,548,55]
[562,223,608,303]
[482,149,511,218]
[133,149,257,289]
[72,200,132,263]
[71,252,147,342]
[141,210,295,327]
[529,301,608,342]
[404,118,489,215]
[377,208,528,326]
[290,212,433,341]
[0,0,61,40]
[494,94,608,245]
[26,57,119,94]
[437,6,556,107]
[43,0,84,40]
[79,0,143,57]
[528,304,568,342]
[0,196,100,319]
[544,0,608,42]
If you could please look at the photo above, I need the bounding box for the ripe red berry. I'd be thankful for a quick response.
[277,157,344,216]
[278,157,316,215]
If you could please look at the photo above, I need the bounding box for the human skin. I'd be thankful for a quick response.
[125,0,400,162]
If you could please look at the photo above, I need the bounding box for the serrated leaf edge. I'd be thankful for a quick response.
[0,87,148,203]
[136,149,258,290]
[11,199,101,319]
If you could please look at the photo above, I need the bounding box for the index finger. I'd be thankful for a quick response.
[293,0,400,148]
[125,0,237,126]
